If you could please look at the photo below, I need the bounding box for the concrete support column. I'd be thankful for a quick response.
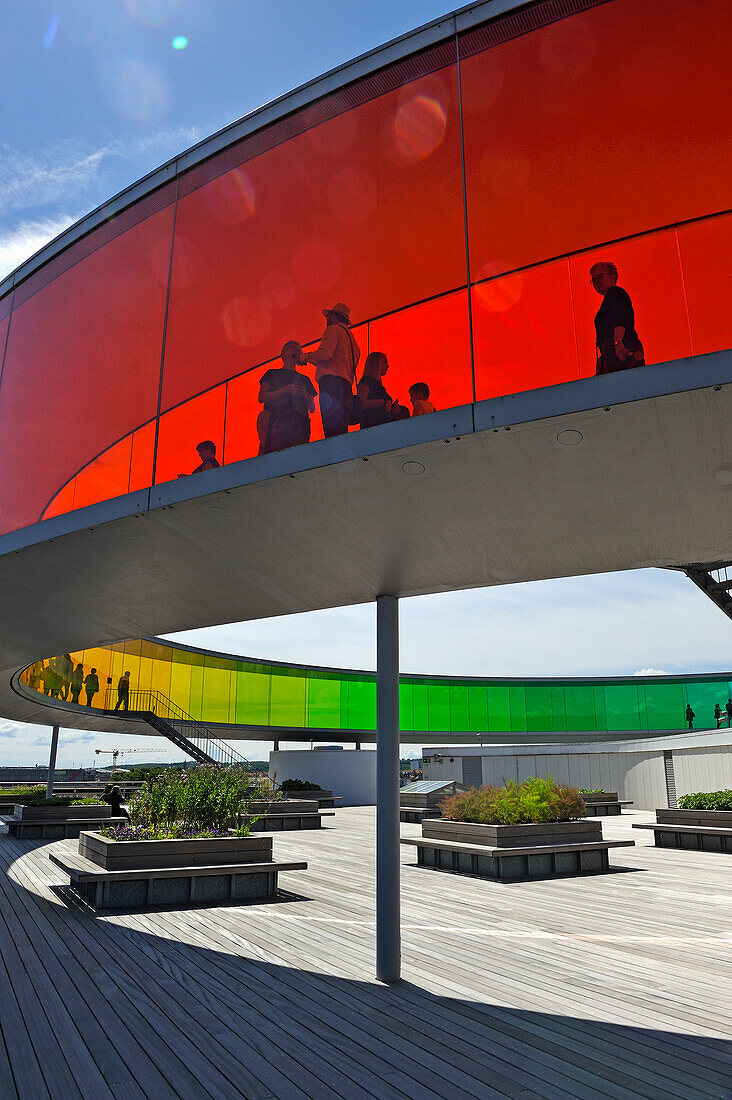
[376,595,400,983]
[46,725,60,798]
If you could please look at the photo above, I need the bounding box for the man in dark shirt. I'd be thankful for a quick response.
[259,341,316,454]
[590,262,645,375]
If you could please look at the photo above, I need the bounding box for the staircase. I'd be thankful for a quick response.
[104,689,254,769]
[683,560,732,622]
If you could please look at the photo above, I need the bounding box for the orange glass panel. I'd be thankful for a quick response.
[161,52,464,413]
[678,214,732,357]
[472,261,577,401]
[154,385,226,485]
[461,0,732,278]
[366,291,472,413]
[570,230,691,377]
[0,190,174,536]
[223,369,269,466]
[71,435,133,512]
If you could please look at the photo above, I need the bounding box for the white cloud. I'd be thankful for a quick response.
[0,128,200,220]
[0,215,80,280]
[634,668,669,677]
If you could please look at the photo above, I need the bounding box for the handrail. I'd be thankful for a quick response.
[103,687,255,770]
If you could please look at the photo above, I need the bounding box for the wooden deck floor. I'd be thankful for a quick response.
[0,807,730,1100]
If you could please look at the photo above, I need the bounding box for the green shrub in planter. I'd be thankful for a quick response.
[678,790,732,811]
[0,785,47,803]
[280,778,321,791]
[441,777,585,826]
[579,788,605,794]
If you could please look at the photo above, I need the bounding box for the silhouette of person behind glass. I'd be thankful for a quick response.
[591,262,645,375]
[305,302,360,438]
[685,703,695,730]
[358,352,393,429]
[70,663,84,705]
[179,441,220,477]
[114,671,131,711]
[258,341,316,454]
[84,668,99,707]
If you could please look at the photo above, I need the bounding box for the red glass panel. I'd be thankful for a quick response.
[223,369,268,465]
[366,292,471,413]
[129,422,157,493]
[472,261,577,401]
[154,386,226,485]
[43,479,76,520]
[570,230,691,378]
[0,189,174,536]
[677,214,732,357]
[461,0,732,278]
[161,55,465,414]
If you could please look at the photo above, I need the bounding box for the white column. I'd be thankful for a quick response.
[376,595,400,982]
[46,725,60,798]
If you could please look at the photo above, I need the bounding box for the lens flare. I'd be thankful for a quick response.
[171,35,188,50]
[125,0,180,26]
[106,57,169,123]
[223,297,271,347]
[44,13,61,50]
[474,262,524,312]
[393,96,447,162]
[204,168,256,225]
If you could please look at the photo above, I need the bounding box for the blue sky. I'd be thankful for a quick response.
[1,1,730,767]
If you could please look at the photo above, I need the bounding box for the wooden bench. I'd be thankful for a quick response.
[583,800,633,817]
[1,814,126,840]
[244,811,335,832]
[401,836,634,881]
[399,807,442,824]
[633,822,732,853]
[49,847,307,909]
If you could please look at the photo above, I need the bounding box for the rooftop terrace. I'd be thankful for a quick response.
[1,807,730,1099]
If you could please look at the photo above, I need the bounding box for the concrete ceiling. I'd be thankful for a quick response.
[1,350,731,733]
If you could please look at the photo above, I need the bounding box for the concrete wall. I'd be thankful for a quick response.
[269,748,376,806]
[423,744,732,809]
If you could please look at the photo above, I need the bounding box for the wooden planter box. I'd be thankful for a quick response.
[406,818,633,881]
[580,792,627,816]
[1,803,114,839]
[14,804,112,821]
[247,799,318,816]
[79,831,272,870]
[423,818,602,846]
[51,832,307,909]
[633,808,732,852]
[281,789,335,807]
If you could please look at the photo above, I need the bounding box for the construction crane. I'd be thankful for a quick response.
[94,747,167,775]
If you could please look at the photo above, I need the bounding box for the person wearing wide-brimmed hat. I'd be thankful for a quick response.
[305,302,361,438]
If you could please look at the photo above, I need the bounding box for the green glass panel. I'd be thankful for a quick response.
[412,680,429,732]
[524,684,553,733]
[563,685,596,731]
[487,685,510,732]
[603,683,641,731]
[428,682,451,732]
[685,679,727,729]
[550,684,566,731]
[509,684,526,732]
[593,685,606,731]
[234,663,270,725]
[307,672,342,728]
[450,684,470,732]
[398,680,413,732]
[202,661,231,724]
[347,676,376,730]
[270,668,307,727]
[468,684,488,733]
[642,681,685,730]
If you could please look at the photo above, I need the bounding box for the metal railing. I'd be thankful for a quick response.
[103,688,256,770]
